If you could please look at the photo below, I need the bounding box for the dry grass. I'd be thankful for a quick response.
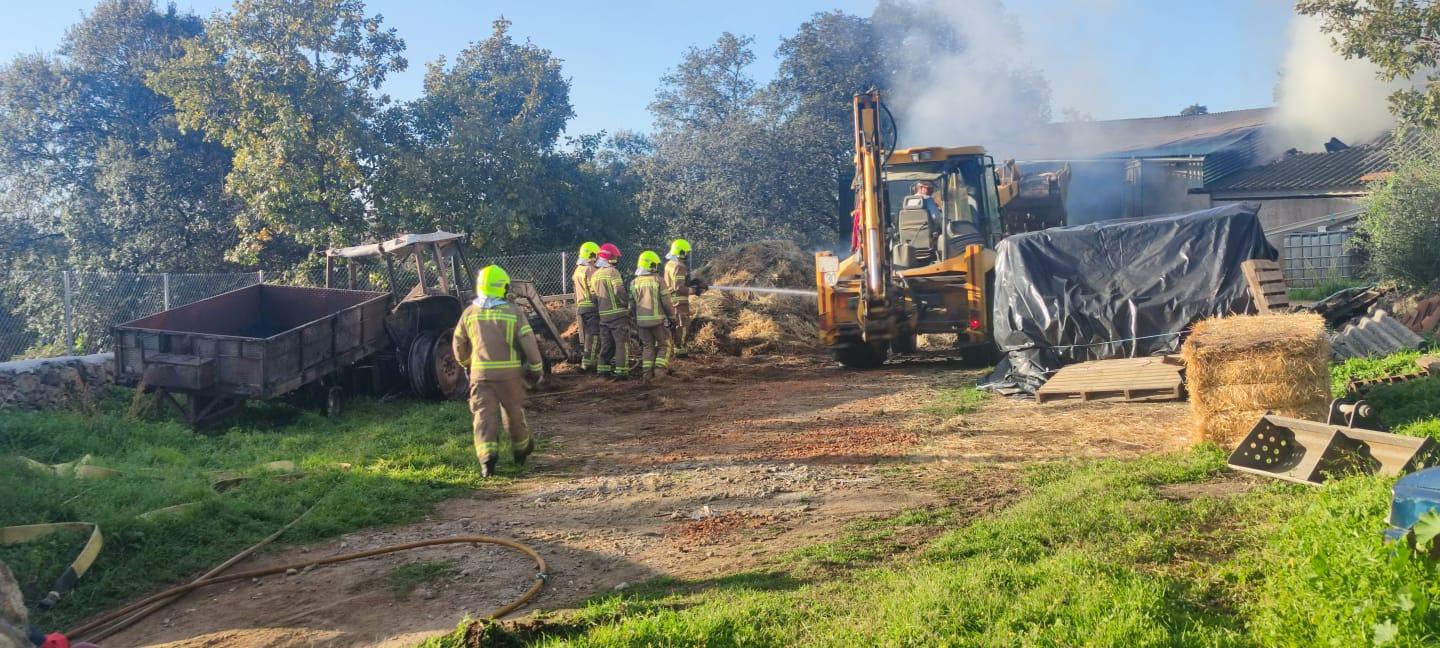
[1181,313,1330,448]
[690,241,819,357]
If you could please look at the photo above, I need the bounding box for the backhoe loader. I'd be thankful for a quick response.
[815,91,1069,368]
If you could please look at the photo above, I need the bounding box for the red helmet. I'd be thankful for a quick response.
[598,243,621,261]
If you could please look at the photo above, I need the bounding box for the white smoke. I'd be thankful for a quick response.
[886,0,1051,149]
[1271,15,1398,154]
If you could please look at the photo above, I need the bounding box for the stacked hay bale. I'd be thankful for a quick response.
[690,240,818,357]
[1181,313,1331,448]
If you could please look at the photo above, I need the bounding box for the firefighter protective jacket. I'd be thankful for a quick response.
[572,262,598,314]
[452,300,544,382]
[663,258,690,305]
[590,265,629,323]
[629,273,674,328]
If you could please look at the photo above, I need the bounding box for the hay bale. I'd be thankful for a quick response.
[1181,313,1330,448]
[689,241,818,357]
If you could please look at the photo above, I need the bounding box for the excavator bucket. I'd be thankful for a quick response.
[1002,163,1071,235]
[1227,414,1440,485]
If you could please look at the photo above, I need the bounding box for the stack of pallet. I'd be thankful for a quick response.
[1241,260,1291,313]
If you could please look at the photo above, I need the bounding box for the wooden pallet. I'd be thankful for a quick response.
[1242,259,1291,313]
[1036,357,1184,404]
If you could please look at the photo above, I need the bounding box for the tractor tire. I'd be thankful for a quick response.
[408,329,464,399]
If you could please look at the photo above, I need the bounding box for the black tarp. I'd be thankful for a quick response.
[979,202,1277,395]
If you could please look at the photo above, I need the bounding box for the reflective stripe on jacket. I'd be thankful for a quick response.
[664,258,690,304]
[452,302,544,382]
[629,274,674,328]
[572,263,597,313]
[590,266,629,322]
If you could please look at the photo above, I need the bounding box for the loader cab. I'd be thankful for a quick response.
[882,147,1004,270]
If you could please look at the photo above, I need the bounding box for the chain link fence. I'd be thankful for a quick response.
[0,251,572,361]
[0,271,263,360]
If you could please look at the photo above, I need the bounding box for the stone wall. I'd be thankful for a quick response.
[0,353,114,411]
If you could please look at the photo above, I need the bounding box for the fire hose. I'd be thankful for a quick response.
[66,535,548,643]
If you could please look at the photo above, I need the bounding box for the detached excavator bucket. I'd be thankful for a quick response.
[1228,415,1440,485]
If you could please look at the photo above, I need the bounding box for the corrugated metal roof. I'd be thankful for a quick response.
[1331,310,1424,361]
[1207,137,1392,194]
[1006,108,1273,161]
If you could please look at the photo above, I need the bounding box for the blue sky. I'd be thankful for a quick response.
[3,0,1296,137]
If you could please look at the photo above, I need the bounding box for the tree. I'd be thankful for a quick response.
[0,0,238,271]
[150,0,406,265]
[1355,133,1440,289]
[1180,104,1209,116]
[650,33,758,131]
[1297,0,1440,128]
[639,34,824,246]
[375,18,575,254]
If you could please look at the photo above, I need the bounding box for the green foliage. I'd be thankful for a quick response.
[0,0,238,272]
[1179,104,1209,116]
[1298,0,1440,129]
[1330,349,1432,397]
[372,19,636,254]
[1288,278,1367,302]
[1234,475,1440,647]
[1355,151,1440,289]
[0,394,513,629]
[149,0,407,264]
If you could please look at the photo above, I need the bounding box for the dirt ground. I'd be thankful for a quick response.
[105,353,1197,648]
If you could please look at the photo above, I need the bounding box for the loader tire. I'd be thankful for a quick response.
[834,338,888,369]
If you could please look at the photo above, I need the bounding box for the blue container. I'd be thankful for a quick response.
[1386,467,1440,542]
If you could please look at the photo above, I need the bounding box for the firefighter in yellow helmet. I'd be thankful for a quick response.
[663,239,695,358]
[630,250,675,381]
[452,265,545,477]
[589,244,630,379]
[572,241,601,372]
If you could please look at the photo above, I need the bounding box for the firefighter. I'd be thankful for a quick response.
[590,243,630,380]
[663,239,693,358]
[572,241,601,372]
[630,250,675,381]
[452,265,545,478]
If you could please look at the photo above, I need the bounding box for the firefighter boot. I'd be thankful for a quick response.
[480,457,497,478]
[513,437,535,466]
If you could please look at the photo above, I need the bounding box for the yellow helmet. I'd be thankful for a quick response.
[637,250,662,272]
[477,265,510,299]
[669,239,692,258]
[577,241,600,260]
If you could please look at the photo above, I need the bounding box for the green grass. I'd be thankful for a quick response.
[423,444,1440,647]
[386,560,460,594]
[1330,348,1435,397]
[922,386,991,418]
[1288,279,1369,303]
[0,390,524,631]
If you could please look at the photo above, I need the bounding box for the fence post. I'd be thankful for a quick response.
[257,270,265,284]
[163,273,171,311]
[62,271,75,355]
[561,251,568,294]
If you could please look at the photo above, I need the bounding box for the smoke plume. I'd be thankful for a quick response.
[881,0,1051,150]
[1270,15,1398,154]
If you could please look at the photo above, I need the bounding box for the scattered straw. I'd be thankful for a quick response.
[690,241,818,357]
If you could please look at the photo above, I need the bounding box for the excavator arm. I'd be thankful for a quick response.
[852,91,894,339]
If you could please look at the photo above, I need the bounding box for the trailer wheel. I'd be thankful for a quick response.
[325,385,345,418]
